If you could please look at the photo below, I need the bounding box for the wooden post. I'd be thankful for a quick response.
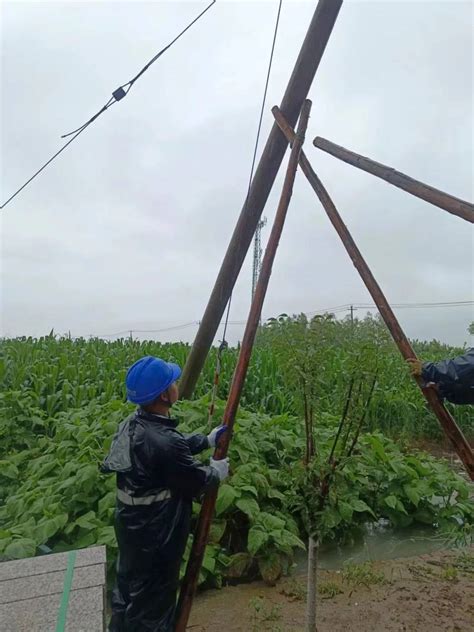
[175,101,312,631]
[313,137,474,223]
[178,0,344,399]
[273,108,474,480]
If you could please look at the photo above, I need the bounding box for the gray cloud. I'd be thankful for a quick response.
[1,0,473,346]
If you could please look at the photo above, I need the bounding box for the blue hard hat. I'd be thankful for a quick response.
[125,356,182,405]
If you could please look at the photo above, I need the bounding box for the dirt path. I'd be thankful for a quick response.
[188,547,474,631]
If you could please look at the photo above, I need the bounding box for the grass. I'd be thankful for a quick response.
[318,580,343,598]
[342,561,387,588]
[279,577,306,601]
[248,597,282,632]
[441,566,458,581]
[453,552,474,576]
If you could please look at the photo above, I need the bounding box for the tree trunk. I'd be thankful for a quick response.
[306,535,318,632]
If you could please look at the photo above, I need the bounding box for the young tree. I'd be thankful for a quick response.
[261,313,381,631]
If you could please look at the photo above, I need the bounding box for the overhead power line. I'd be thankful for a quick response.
[1,0,216,210]
[306,300,474,316]
[251,0,283,300]
[78,299,473,339]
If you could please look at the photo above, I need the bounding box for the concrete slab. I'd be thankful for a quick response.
[0,586,105,632]
[0,563,105,604]
[0,547,106,582]
[0,546,106,632]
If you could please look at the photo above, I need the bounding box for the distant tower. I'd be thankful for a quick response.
[252,217,267,299]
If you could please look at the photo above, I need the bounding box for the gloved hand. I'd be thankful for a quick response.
[210,457,230,482]
[407,358,423,377]
[207,424,228,448]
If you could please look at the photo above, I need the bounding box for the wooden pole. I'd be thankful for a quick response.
[179,0,344,399]
[313,137,474,223]
[273,108,474,480]
[175,101,312,631]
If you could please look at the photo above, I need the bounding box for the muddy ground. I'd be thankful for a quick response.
[189,547,474,631]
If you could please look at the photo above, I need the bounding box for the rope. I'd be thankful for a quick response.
[207,1,283,425]
[1,1,216,210]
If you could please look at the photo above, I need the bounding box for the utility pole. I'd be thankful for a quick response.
[349,304,357,329]
[176,100,312,631]
[179,0,344,399]
[252,217,267,300]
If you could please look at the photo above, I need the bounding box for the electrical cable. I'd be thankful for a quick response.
[1,1,216,210]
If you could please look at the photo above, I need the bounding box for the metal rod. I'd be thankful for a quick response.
[313,136,474,223]
[273,107,474,480]
[179,0,344,399]
[175,101,312,631]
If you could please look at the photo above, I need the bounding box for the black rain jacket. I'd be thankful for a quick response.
[422,347,474,404]
[104,408,219,632]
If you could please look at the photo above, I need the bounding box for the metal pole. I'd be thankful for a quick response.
[313,137,474,223]
[175,101,312,631]
[273,108,474,480]
[179,0,344,399]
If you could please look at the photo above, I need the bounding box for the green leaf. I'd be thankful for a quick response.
[235,496,260,521]
[34,514,68,545]
[395,499,408,515]
[351,499,376,517]
[322,508,342,530]
[384,495,398,510]
[258,512,286,531]
[272,530,305,552]
[225,552,252,579]
[98,491,116,518]
[5,538,36,559]
[338,500,353,522]
[251,472,270,492]
[239,485,258,497]
[208,520,227,544]
[258,551,282,585]
[247,527,268,555]
[267,488,285,501]
[403,485,421,507]
[235,446,250,464]
[0,461,19,479]
[202,548,216,573]
[96,526,116,547]
[76,465,98,484]
[368,436,387,462]
[215,484,238,516]
[74,511,98,531]
[74,532,97,548]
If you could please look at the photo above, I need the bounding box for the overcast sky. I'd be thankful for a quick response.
[1,0,473,347]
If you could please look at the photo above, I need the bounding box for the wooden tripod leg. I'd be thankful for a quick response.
[273,106,474,480]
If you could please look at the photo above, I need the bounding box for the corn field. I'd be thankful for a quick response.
[1,314,472,444]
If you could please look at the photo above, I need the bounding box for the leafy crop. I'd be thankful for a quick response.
[0,393,472,587]
[1,321,472,587]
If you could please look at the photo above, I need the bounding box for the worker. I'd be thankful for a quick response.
[102,356,229,632]
[407,348,474,404]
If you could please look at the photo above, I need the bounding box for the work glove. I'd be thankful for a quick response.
[207,424,228,449]
[406,358,423,378]
[210,457,230,482]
